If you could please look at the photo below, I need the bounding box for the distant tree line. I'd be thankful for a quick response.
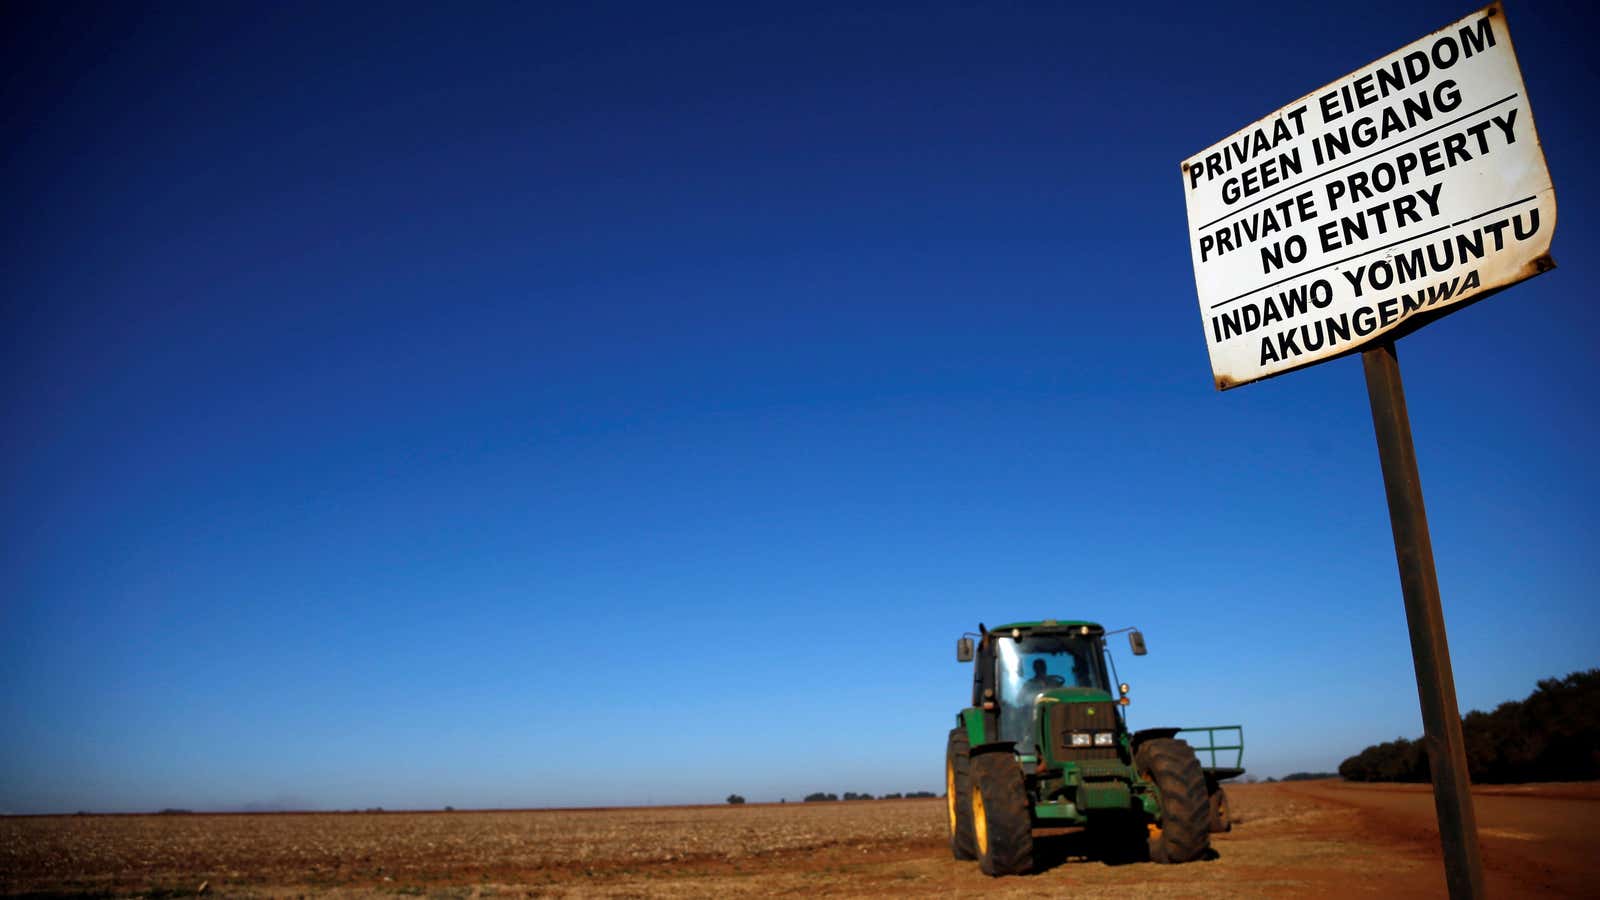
[796,790,938,802]
[1339,669,1600,783]
[1280,772,1339,782]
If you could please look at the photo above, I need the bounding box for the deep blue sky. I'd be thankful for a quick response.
[3,1,1596,813]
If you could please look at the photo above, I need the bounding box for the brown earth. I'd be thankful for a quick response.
[2,780,1595,897]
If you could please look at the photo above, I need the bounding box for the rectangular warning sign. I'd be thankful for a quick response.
[1181,4,1556,389]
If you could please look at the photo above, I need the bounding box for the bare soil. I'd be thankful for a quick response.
[2,780,1595,897]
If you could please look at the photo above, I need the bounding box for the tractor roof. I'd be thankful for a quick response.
[991,619,1103,632]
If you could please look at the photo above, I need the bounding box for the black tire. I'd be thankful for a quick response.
[1208,786,1232,833]
[945,729,978,860]
[1135,738,1212,864]
[970,752,1034,877]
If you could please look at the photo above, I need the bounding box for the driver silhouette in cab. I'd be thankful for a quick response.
[1023,659,1063,691]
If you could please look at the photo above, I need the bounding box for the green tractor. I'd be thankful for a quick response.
[946,619,1243,876]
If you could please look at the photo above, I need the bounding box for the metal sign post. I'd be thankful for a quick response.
[1362,339,1484,899]
[1177,7,1561,898]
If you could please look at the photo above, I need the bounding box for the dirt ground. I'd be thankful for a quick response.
[2,780,1595,897]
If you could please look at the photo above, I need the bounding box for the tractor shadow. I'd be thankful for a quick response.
[1030,828,1222,874]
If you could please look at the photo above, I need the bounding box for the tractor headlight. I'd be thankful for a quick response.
[1094,732,1116,746]
[1070,732,1092,747]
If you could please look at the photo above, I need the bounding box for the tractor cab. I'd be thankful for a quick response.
[958,620,1128,759]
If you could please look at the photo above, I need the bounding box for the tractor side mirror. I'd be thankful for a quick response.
[1128,630,1147,656]
[956,637,974,662]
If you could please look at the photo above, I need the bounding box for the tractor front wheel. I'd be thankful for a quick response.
[945,729,977,860]
[970,752,1033,876]
[1136,738,1211,863]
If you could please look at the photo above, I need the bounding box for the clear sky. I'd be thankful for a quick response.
[3,1,1596,813]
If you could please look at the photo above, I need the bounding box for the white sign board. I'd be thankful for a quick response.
[1181,4,1556,390]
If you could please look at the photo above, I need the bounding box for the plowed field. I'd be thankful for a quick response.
[3,780,1595,896]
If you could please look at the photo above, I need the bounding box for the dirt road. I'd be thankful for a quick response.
[1267,779,1599,898]
[2,780,1594,896]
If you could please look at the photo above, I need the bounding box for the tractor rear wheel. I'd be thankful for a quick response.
[1135,738,1211,863]
[1208,786,1232,833]
[945,729,978,860]
[970,752,1033,876]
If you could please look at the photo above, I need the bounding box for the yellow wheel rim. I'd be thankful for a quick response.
[946,761,957,834]
[972,785,989,857]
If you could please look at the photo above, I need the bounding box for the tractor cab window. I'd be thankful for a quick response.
[993,634,1108,752]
